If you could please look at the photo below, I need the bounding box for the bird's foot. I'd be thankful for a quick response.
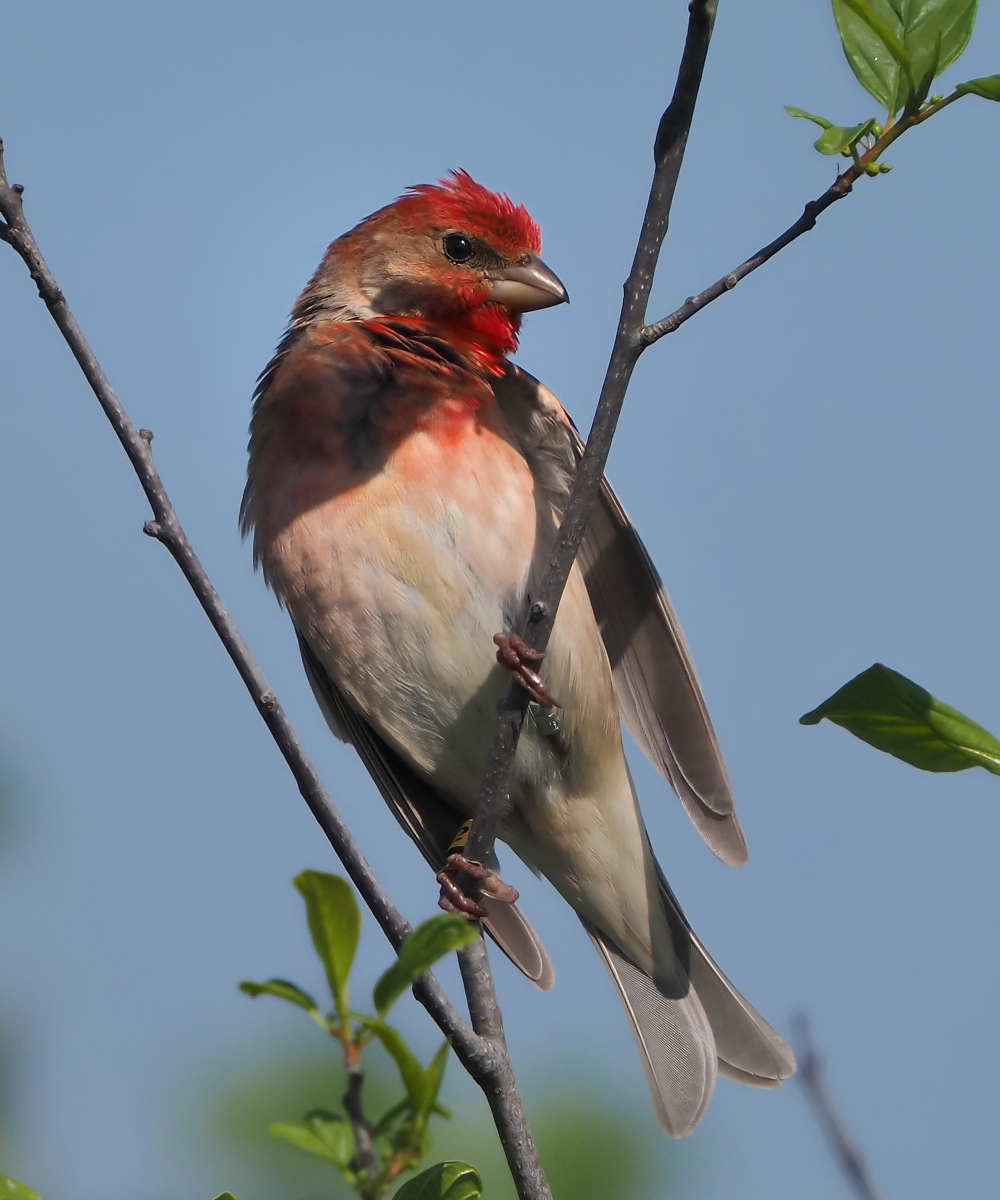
[493,632,559,708]
[437,853,519,920]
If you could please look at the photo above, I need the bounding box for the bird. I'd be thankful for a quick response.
[242,170,795,1136]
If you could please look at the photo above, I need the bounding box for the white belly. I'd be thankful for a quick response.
[266,448,546,804]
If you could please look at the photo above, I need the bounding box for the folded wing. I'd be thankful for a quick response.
[298,631,555,990]
[492,366,747,865]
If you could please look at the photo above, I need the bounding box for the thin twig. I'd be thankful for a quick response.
[640,186,849,345]
[0,137,550,1200]
[342,1067,381,1192]
[461,0,721,872]
[641,86,969,345]
[793,1015,887,1200]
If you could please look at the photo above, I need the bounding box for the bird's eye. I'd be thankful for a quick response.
[442,233,475,263]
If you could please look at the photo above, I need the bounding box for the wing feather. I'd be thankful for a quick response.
[492,366,747,865]
[298,632,555,990]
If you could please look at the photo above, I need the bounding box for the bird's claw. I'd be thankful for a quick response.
[493,632,559,708]
[436,852,519,921]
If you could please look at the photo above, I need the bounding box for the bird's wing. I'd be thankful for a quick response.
[492,365,747,866]
[298,632,555,991]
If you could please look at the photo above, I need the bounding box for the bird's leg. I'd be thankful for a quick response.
[437,820,519,919]
[493,632,559,708]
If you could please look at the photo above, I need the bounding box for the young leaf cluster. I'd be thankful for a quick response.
[240,870,480,1199]
[787,0,998,172]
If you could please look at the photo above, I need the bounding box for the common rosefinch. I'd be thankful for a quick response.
[243,171,794,1135]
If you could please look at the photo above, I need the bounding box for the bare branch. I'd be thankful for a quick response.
[642,85,972,346]
[458,939,551,1200]
[461,0,720,872]
[640,186,850,345]
[794,1016,887,1200]
[342,1067,381,1191]
[0,136,550,1200]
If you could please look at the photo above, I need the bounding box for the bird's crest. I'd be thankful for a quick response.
[396,170,541,259]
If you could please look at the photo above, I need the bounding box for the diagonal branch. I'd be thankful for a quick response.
[640,185,850,346]
[641,85,967,346]
[0,137,550,1200]
[793,1016,887,1200]
[461,0,720,871]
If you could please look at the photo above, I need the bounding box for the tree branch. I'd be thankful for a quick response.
[642,85,971,345]
[793,1016,886,1200]
[461,0,720,872]
[458,939,550,1200]
[0,136,550,1200]
[342,1066,381,1192]
[640,184,850,345]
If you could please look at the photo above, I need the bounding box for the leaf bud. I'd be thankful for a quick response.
[878,162,893,173]
[871,123,883,137]
[930,93,944,104]
[865,162,880,176]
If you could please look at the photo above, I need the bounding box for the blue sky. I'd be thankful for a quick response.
[1,2,999,1198]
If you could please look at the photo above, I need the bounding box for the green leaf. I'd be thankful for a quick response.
[359,1016,428,1107]
[785,105,835,129]
[210,1194,240,1200]
[957,73,1000,100]
[832,0,978,114]
[393,1162,483,1200]
[903,0,978,91]
[294,870,360,1014]
[814,118,877,153]
[786,108,878,154]
[903,30,942,114]
[239,977,320,1014]
[800,663,1000,774]
[271,1108,355,1167]
[423,1041,449,1113]
[834,0,912,112]
[414,1040,450,1130]
[373,915,479,1017]
[372,1095,412,1138]
[0,1179,43,1200]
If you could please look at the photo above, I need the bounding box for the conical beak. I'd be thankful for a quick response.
[488,254,569,313]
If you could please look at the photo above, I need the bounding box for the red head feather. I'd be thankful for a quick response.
[394,170,541,259]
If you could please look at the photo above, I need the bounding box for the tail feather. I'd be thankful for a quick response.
[656,866,796,1086]
[583,866,795,1137]
[482,896,555,991]
[689,935,795,1085]
[585,922,717,1137]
